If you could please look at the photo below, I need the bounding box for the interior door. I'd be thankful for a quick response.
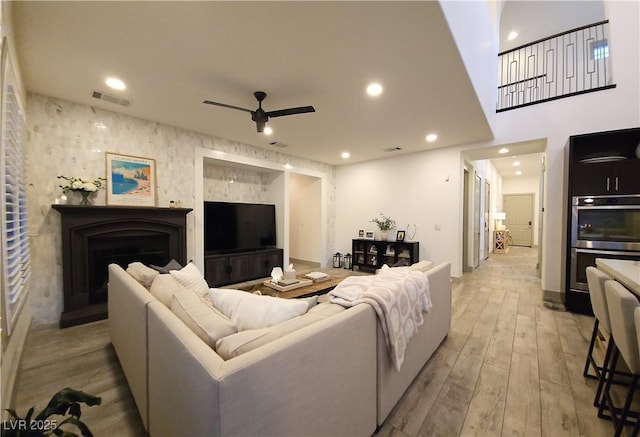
[504,193,534,246]
[473,173,481,267]
[484,181,490,260]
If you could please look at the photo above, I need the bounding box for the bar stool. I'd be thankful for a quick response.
[584,267,612,382]
[599,280,640,436]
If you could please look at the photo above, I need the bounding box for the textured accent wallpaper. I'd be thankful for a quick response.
[25,93,336,325]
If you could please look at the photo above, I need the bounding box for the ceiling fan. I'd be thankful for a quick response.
[203,91,315,133]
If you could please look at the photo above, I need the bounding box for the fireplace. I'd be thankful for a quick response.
[52,205,191,328]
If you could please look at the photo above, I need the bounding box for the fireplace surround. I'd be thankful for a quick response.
[52,205,191,327]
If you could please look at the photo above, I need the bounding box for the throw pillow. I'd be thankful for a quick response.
[126,262,159,288]
[150,259,184,274]
[170,262,210,298]
[170,286,236,347]
[150,273,185,308]
[209,289,309,331]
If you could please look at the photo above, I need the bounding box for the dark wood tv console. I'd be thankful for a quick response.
[204,248,283,287]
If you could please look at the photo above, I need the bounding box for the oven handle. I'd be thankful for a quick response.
[573,248,639,256]
[575,205,640,210]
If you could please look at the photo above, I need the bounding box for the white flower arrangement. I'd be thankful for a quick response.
[57,175,106,194]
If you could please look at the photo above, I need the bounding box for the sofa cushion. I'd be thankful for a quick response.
[126,262,159,288]
[209,288,309,331]
[149,274,184,307]
[170,286,236,348]
[170,262,210,297]
[215,302,345,359]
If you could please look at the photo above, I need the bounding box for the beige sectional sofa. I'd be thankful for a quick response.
[108,261,451,436]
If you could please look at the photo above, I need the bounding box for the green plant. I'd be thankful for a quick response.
[370,213,396,231]
[2,388,101,437]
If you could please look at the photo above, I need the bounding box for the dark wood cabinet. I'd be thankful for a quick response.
[566,127,640,314]
[352,239,419,272]
[569,128,640,196]
[205,248,283,287]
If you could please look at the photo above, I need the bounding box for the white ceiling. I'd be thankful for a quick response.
[12,1,493,166]
[11,1,605,170]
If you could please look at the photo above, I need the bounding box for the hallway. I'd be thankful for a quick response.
[377,246,612,436]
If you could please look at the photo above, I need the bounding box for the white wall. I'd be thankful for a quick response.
[335,147,463,275]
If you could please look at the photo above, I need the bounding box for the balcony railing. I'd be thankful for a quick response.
[497,20,615,112]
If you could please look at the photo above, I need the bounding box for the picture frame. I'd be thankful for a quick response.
[364,231,375,240]
[106,152,157,207]
[396,230,406,241]
[358,229,365,238]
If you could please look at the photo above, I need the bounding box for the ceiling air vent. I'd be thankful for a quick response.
[383,146,402,152]
[268,141,288,148]
[91,90,132,107]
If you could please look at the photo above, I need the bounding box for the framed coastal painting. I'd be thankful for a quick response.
[106,152,157,206]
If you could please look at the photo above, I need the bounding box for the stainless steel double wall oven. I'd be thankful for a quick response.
[570,195,640,294]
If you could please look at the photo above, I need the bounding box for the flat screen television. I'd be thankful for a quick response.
[204,201,277,254]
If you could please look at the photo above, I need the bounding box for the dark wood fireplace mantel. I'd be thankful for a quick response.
[52,205,192,328]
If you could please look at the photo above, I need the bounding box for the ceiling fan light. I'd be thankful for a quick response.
[256,121,265,133]
[263,126,273,135]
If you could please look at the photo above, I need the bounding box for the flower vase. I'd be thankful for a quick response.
[380,231,388,241]
[79,191,92,205]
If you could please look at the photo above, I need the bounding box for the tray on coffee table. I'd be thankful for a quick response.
[263,278,314,292]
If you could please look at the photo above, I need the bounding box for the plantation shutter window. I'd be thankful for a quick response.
[1,40,30,335]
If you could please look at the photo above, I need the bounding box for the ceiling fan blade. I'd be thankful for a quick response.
[203,100,253,114]
[266,106,316,118]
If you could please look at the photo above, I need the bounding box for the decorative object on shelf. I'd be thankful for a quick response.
[343,253,352,269]
[396,230,406,241]
[53,194,68,205]
[364,231,375,239]
[406,224,417,241]
[57,175,106,205]
[358,229,365,238]
[333,252,342,268]
[270,267,283,283]
[494,211,506,230]
[106,152,157,207]
[370,213,396,240]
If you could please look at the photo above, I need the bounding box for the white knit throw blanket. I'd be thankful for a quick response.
[329,267,431,371]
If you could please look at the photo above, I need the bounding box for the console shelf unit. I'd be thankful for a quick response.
[352,239,419,271]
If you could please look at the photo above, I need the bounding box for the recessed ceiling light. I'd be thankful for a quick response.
[499,147,509,154]
[515,170,522,175]
[284,163,292,169]
[366,83,383,97]
[105,77,126,90]
[513,161,521,167]
[425,133,438,142]
[508,31,518,41]
[341,152,351,159]
[263,126,273,135]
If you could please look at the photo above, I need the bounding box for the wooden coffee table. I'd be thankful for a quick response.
[242,275,346,299]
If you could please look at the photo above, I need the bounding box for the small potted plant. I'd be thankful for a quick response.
[370,213,396,240]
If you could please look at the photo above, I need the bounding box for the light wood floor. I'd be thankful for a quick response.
[12,248,622,436]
